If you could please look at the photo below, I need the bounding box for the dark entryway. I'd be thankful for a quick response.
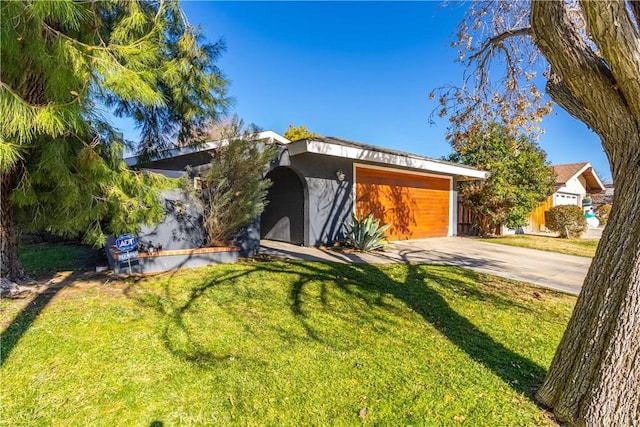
[261,167,305,245]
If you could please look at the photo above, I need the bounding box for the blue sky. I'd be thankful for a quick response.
[117,1,611,181]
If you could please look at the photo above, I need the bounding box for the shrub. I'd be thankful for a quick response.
[545,205,587,239]
[344,213,390,252]
[200,119,278,245]
[597,204,612,226]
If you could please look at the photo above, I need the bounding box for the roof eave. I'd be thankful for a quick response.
[124,131,289,166]
[571,163,606,193]
[288,139,489,180]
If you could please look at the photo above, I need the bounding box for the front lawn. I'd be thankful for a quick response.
[479,234,599,258]
[18,243,104,276]
[1,261,574,425]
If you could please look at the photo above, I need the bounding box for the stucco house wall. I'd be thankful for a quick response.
[127,132,486,252]
[273,149,355,246]
[556,174,588,203]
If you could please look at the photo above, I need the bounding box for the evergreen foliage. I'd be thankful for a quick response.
[200,119,277,245]
[545,205,587,239]
[449,123,556,236]
[0,1,228,279]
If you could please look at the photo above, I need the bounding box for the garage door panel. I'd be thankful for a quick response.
[355,167,450,240]
[358,174,449,191]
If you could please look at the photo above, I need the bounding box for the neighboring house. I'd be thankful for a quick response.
[591,182,614,209]
[525,162,606,233]
[126,132,488,250]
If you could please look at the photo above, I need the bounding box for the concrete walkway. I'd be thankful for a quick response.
[259,238,592,295]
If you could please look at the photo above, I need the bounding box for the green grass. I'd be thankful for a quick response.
[18,243,104,275]
[1,261,575,426]
[479,235,599,258]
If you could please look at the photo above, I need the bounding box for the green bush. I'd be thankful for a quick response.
[597,204,612,226]
[200,119,277,245]
[344,213,391,252]
[545,205,587,239]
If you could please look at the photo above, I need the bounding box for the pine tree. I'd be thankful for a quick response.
[0,1,228,282]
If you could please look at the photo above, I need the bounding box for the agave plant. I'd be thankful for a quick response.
[344,213,391,252]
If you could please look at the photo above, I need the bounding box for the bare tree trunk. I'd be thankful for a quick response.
[0,169,25,282]
[475,212,494,237]
[536,142,640,425]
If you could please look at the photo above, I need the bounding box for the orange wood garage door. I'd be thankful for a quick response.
[355,166,451,240]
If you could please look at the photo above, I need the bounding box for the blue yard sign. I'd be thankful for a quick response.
[115,234,138,274]
[115,234,138,253]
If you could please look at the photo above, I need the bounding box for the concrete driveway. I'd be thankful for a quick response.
[259,238,592,295]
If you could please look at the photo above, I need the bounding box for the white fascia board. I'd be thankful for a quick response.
[590,172,605,192]
[289,140,489,180]
[124,141,222,166]
[259,130,290,144]
[124,130,288,166]
[141,168,187,178]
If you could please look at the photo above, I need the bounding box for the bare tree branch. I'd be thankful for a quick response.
[531,0,632,156]
[469,27,532,61]
[545,72,592,126]
[429,2,550,144]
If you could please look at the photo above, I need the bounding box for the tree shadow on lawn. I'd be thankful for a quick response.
[0,272,94,368]
[125,267,259,367]
[1,285,65,367]
[128,260,547,400]
[275,261,546,399]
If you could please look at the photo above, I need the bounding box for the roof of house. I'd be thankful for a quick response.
[288,136,489,180]
[124,130,289,166]
[552,162,605,193]
[125,131,489,181]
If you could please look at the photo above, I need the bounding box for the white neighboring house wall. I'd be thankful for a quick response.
[555,175,588,206]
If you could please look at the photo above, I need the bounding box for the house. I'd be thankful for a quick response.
[265,136,488,246]
[526,162,606,233]
[126,132,488,251]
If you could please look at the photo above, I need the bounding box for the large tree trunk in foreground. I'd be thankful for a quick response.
[530,1,640,424]
[536,161,640,424]
[0,169,24,282]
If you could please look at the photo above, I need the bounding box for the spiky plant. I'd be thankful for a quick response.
[344,213,391,252]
